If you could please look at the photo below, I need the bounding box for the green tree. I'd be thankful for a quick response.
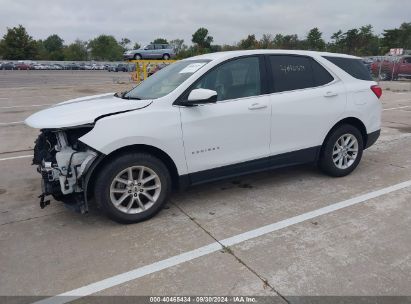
[88,35,124,61]
[43,34,64,60]
[381,22,411,53]
[119,38,131,50]
[133,42,141,50]
[306,27,325,51]
[63,39,88,61]
[151,38,168,44]
[273,34,300,49]
[170,39,186,54]
[0,25,38,59]
[260,34,274,49]
[192,28,213,50]
[238,34,259,49]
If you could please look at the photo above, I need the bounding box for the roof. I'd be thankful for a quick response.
[187,49,360,61]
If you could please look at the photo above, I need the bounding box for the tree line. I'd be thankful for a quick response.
[0,22,410,61]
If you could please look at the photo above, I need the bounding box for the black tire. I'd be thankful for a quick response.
[162,54,170,60]
[134,54,142,60]
[318,124,364,177]
[94,153,171,224]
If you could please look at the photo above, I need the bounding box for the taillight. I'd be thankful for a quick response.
[371,85,382,99]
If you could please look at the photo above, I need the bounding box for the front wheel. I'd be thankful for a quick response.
[134,54,142,60]
[319,125,364,177]
[162,54,170,60]
[94,153,171,224]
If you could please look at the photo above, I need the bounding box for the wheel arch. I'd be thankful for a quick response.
[320,117,368,157]
[84,144,180,202]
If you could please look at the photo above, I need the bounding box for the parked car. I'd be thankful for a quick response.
[15,62,31,70]
[52,64,64,70]
[108,63,129,72]
[25,50,382,223]
[1,62,15,70]
[371,56,411,80]
[123,44,175,60]
[65,63,81,70]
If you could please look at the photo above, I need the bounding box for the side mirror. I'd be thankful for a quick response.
[187,89,217,105]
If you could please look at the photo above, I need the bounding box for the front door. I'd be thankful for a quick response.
[179,56,271,180]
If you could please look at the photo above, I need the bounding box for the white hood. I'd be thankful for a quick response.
[25,93,152,129]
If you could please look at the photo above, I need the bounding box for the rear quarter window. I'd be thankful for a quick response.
[323,56,372,81]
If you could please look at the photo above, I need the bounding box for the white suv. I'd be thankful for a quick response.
[26,50,382,223]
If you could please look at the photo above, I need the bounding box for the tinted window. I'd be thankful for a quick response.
[311,60,334,86]
[269,55,315,92]
[404,57,411,64]
[145,45,154,50]
[193,57,261,101]
[323,56,372,80]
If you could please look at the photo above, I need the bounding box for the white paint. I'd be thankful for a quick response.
[0,103,53,109]
[0,121,24,125]
[383,105,411,111]
[33,179,411,304]
[0,155,32,161]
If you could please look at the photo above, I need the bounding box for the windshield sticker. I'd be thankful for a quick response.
[179,62,206,74]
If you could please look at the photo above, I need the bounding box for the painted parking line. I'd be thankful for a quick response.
[0,121,24,126]
[33,179,411,304]
[383,105,411,111]
[0,103,53,109]
[0,155,32,161]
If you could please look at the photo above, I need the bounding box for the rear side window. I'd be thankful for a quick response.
[323,56,372,81]
[269,55,333,92]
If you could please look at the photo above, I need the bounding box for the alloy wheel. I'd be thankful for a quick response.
[332,133,359,169]
[109,166,161,214]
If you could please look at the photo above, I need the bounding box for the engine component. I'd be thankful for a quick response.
[33,127,98,213]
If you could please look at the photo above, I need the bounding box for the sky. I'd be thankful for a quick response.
[0,0,410,47]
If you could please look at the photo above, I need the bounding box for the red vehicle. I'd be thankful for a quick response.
[371,56,411,80]
[14,62,31,70]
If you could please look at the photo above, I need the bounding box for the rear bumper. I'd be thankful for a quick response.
[365,129,380,149]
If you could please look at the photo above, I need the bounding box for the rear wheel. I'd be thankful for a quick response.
[319,125,363,177]
[162,54,170,60]
[94,153,171,224]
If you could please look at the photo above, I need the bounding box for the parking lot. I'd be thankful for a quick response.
[0,71,411,303]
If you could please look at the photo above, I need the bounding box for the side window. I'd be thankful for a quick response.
[146,45,154,50]
[404,57,411,64]
[323,56,372,81]
[269,55,314,92]
[311,59,334,86]
[193,57,261,101]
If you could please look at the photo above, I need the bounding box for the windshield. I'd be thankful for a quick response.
[124,60,210,100]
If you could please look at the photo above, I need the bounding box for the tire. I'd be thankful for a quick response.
[134,54,142,60]
[94,152,171,224]
[318,124,364,177]
[162,54,170,60]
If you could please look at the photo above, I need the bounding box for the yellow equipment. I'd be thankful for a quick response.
[128,59,177,83]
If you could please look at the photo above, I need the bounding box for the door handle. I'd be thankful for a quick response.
[248,103,267,110]
[324,91,338,97]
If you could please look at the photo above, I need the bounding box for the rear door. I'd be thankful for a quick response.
[267,55,346,156]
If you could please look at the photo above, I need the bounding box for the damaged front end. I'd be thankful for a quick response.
[33,126,99,213]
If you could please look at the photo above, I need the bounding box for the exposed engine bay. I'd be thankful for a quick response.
[33,127,98,213]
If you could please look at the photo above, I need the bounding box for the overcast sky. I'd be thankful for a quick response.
[0,0,410,46]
